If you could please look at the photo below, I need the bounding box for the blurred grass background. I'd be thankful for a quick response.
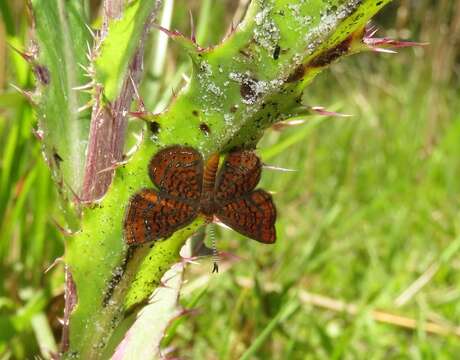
[1,0,460,358]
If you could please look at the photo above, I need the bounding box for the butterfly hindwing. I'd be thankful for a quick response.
[124,189,198,245]
[148,146,203,201]
[215,150,262,202]
[216,189,276,243]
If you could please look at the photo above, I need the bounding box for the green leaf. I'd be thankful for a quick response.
[240,299,299,360]
[31,313,58,358]
[32,0,92,201]
[94,1,159,101]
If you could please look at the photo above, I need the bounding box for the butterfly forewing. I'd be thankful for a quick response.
[215,150,262,202]
[148,146,203,201]
[124,189,198,245]
[216,189,277,243]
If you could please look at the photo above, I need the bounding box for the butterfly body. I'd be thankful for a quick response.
[199,153,219,220]
[124,146,276,245]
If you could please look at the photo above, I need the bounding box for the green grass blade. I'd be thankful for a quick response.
[31,313,58,358]
[240,299,300,360]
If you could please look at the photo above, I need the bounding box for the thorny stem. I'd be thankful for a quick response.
[63,0,161,354]
[81,1,158,201]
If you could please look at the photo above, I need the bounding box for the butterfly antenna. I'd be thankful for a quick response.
[209,223,219,273]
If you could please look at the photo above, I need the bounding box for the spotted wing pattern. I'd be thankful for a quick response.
[216,189,276,243]
[214,150,262,203]
[124,189,198,245]
[148,146,203,201]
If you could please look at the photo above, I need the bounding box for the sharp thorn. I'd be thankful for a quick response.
[129,110,153,119]
[189,10,196,44]
[124,130,145,159]
[365,25,379,38]
[363,25,428,52]
[44,256,64,274]
[371,47,398,54]
[310,106,352,117]
[281,119,306,125]
[96,161,128,174]
[86,41,93,59]
[84,23,96,39]
[63,180,84,206]
[51,218,77,236]
[213,219,232,231]
[7,42,34,62]
[128,73,145,112]
[271,119,305,130]
[9,83,35,104]
[78,63,94,77]
[263,164,297,172]
[151,23,183,38]
[77,102,93,113]
[78,63,90,73]
[72,82,94,91]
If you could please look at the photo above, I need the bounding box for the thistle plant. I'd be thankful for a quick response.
[20,0,418,358]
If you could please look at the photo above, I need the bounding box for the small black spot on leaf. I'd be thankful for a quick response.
[149,121,160,134]
[53,151,63,163]
[52,148,63,169]
[34,65,50,85]
[240,76,259,103]
[273,45,281,60]
[199,123,211,136]
[239,49,251,58]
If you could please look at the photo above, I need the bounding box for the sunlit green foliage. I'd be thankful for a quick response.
[1,0,459,359]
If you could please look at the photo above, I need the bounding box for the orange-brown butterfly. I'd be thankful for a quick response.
[124,146,276,245]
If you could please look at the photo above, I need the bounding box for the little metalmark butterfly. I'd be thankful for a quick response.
[124,146,277,245]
